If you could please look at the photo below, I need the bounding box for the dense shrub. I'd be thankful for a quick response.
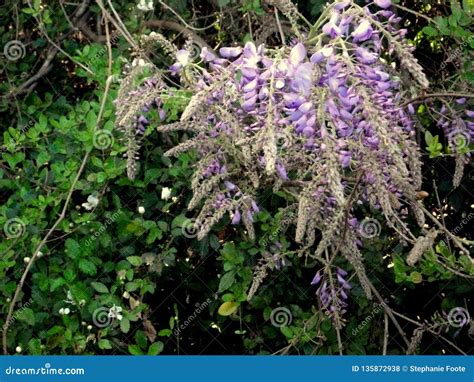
[0,0,472,356]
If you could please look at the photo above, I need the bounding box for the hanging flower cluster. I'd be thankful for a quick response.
[435,98,473,187]
[115,0,472,322]
[311,267,351,325]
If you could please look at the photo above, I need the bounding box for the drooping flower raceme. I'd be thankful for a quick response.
[115,0,471,320]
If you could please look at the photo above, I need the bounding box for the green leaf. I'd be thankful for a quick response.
[50,278,65,292]
[127,256,142,267]
[120,318,130,333]
[217,301,238,316]
[158,329,172,337]
[65,239,81,259]
[91,282,109,294]
[134,331,148,349]
[79,259,97,276]
[422,26,438,37]
[280,326,294,338]
[17,308,35,326]
[128,344,144,355]
[425,131,434,145]
[98,339,112,350]
[410,271,423,284]
[147,342,164,355]
[36,151,50,166]
[218,271,235,292]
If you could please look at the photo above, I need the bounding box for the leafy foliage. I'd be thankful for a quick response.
[0,0,472,356]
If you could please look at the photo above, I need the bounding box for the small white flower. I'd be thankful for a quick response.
[63,308,70,315]
[23,257,31,264]
[176,50,190,67]
[161,187,172,200]
[137,0,154,11]
[82,194,99,210]
[59,308,65,315]
[64,290,75,305]
[87,325,93,330]
[15,346,22,353]
[37,251,43,258]
[138,206,145,214]
[108,305,123,321]
[123,291,130,299]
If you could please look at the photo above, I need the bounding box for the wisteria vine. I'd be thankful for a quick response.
[115,0,473,326]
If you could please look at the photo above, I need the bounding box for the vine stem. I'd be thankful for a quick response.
[400,93,474,108]
[324,249,344,355]
[392,3,436,24]
[2,15,114,355]
[391,311,467,355]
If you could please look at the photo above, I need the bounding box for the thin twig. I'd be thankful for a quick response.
[383,313,388,355]
[392,311,467,355]
[393,4,435,24]
[420,204,473,256]
[432,179,451,253]
[400,93,474,108]
[158,0,217,31]
[366,280,410,348]
[324,249,343,355]
[274,8,285,44]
